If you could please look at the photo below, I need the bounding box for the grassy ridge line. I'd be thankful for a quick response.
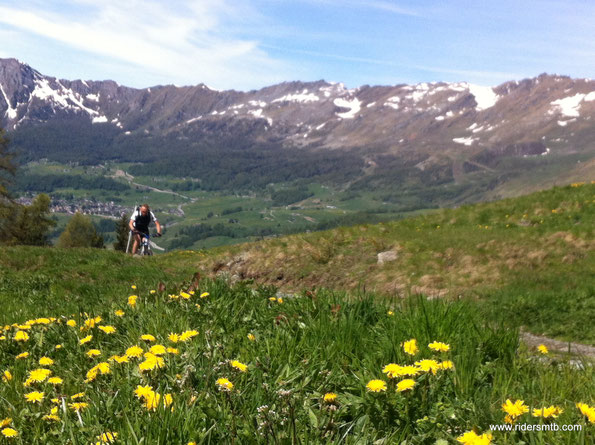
[186,183,595,344]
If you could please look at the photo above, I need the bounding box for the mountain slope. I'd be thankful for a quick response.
[187,183,594,343]
[1,57,594,203]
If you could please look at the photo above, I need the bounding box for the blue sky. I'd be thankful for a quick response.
[0,0,593,91]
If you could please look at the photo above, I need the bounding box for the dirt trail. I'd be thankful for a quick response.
[521,331,595,358]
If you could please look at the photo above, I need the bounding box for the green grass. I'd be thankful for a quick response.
[0,276,593,444]
[188,182,595,345]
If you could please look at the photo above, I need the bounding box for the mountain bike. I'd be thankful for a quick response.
[132,231,163,256]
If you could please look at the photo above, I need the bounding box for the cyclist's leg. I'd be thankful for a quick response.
[131,233,141,255]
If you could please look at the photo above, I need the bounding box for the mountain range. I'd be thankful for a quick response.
[1,57,593,201]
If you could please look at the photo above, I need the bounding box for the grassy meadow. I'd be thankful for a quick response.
[0,277,593,444]
[0,182,593,443]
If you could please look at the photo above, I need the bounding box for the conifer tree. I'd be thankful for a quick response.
[11,193,56,245]
[57,212,104,248]
[0,128,17,242]
[113,213,130,251]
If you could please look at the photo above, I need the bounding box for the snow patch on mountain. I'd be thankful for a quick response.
[86,93,99,102]
[453,136,476,146]
[550,93,585,117]
[405,83,431,102]
[273,91,320,103]
[0,83,17,119]
[32,78,100,118]
[384,96,400,110]
[92,115,108,123]
[334,97,361,119]
[467,84,499,111]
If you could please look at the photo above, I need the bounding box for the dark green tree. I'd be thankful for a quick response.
[11,194,55,245]
[57,212,104,248]
[113,213,130,251]
[0,128,17,243]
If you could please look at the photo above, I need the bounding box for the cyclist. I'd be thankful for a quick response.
[129,204,162,255]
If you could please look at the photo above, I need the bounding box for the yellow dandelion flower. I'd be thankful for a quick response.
[1,427,18,438]
[55,344,63,349]
[415,359,440,375]
[114,310,125,317]
[537,344,549,354]
[131,285,137,289]
[109,355,129,364]
[135,385,154,399]
[387,310,394,316]
[48,377,63,385]
[166,347,179,354]
[69,402,89,412]
[125,345,144,358]
[200,292,209,298]
[98,325,116,334]
[179,330,199,342]
[96,432,118,443]
[439,360,454,370]
[141,334,156,342]
[180,291,191,300]
[269,297,277,302]
[366,379,387,392]
[230,360,248,372]
[43,406,60,421]
[25,391,45,403]
[382,363,402,379]
[502,399,529,423]
[397,379,416,392]
[457,431,492,445]
[277,297,284,304]
[216,377,234,391]
[96,362,110,374]
[27,368,52,383]
[71,392,85,400]
[43,414,60,422]
[14,330,29,342]
[402,338,418,355]
[532,406,563,418]
[79,335,93,345]
[2,370,12,382]
[576,403,595,424]
[16,352,29,359]
[86,349,101,358]
[150,290,156,294]
[247,333,256,341]
[169,294,180,300]
[139,353,165,371]
[67,320,77,327]
[128,295,138,307]
[428,341,450,352]
[168,333,180,343]
[0,418,11,428]
[149,344,167,355]
[323,393,338,403]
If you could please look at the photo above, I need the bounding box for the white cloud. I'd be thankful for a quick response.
[0,0,292,90]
